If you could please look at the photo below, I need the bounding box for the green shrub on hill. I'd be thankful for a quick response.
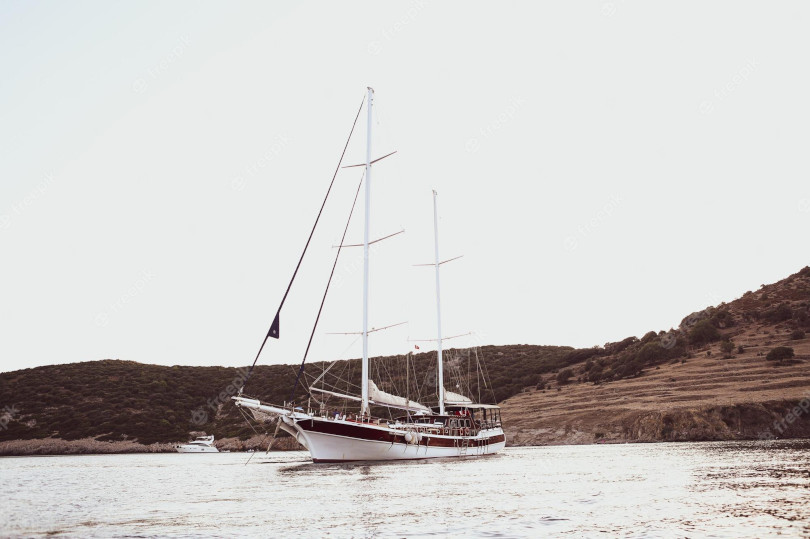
[795,307,810,329]
[585,360,605,383]
[559,347,604,366]
[641,331,658,343]
[609,356,644,380]
[556,368,574,385]
[764,303,793,323]
[766,346,795,362]
[679,308,712,331]
[634,343,661,365]
[710,309,735,328]
[604,336,639,355]
[689,320,720,346]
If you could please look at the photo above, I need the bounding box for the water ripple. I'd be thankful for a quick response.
[1,441,808,537]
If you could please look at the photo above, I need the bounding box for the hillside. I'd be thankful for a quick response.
[502,266,810,445]
[2,267,809,453]
[0,344,574,449]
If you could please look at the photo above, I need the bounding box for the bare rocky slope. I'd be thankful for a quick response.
[502,267,810,445]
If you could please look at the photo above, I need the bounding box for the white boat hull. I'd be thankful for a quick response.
[299,427,505,462]
[176,445,219,453]
[234,398,505,463]
[282,414,504,462]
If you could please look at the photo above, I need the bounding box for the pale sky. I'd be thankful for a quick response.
[1,2,808,374]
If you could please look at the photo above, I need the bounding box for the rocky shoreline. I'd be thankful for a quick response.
[506,399,810,446]
[0,434,303,456]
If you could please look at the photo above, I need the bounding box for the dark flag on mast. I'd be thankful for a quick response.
[268,312,280,339]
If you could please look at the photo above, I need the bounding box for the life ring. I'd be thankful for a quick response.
[464,427,470,436]
[444,427,449,435]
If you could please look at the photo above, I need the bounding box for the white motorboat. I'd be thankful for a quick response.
[176,435,219,453]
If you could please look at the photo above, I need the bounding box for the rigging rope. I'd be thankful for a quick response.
[239,94,366,394]
[289,174,365,403]
[475,345,498,404]
[237,406,269,466]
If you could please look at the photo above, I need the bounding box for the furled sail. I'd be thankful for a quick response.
[369,380,430,412]
[444,389,472,404]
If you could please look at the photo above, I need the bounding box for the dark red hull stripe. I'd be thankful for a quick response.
[296,418,506,449]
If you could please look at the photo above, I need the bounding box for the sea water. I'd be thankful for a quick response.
[1,440,809,538]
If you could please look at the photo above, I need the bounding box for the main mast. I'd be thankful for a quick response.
[433,190,445,415]
[361,87,374,416]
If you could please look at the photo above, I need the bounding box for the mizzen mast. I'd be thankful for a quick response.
[433,190,445,415]
[361,87,374,416]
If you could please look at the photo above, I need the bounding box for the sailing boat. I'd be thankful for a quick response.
[232,88,505,462]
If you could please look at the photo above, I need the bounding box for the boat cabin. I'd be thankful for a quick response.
[390,404,501,434]
[439,405,502,431]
